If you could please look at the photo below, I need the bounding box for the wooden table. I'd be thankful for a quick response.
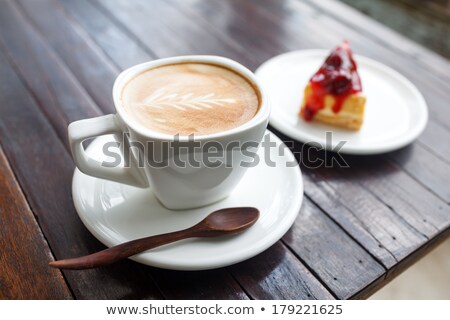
[1,0,449,300]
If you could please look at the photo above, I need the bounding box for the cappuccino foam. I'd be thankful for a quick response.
[121,63,260,135]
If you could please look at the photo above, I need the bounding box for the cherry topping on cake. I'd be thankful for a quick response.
[303,41,362,121]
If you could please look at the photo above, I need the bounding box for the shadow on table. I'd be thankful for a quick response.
[267,125,416,184]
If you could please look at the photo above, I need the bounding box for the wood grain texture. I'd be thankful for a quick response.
[149,269,249,300]
[282,198,385,300]
[0,147,72,299]
[277,128,450,269]
[0,46,164,299]
[95,0,253,64]
[0,0,101,150]
[15,0,117,114]
[349,158,450,235]
[229,242,335,299]
[94,0,203,58]
[419,123,450,165]
[59,0,153,70]
[389,145,450,202]
[305,166,427,264]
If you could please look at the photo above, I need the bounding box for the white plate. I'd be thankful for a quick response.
[256,50,428,155]
[72,131,303,270]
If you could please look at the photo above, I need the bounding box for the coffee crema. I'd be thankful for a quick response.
[121,63,260,135]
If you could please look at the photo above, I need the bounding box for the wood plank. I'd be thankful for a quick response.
[389,145,450,201]
[0,146,72,299]
[14,0,117,114]
[229,241,335,299]
[273,128,450,269]
[94,0,261,69]
[59,0,153,70]
[349,158,450,234]
[67,0,386,299]
[94,0,227,58]
[300,175,398,268]
[273,124,450,293]
[306,164,428,258]
[163,0,276,70]
[0,1,101,150]
[282,198,385,300]
[149,269,249,300]
[148,241,336,299]
[0,43,164,299]
[209,0,318,51]
[385,222,450,280]
[2,0,252,299]
[418,123,450,165]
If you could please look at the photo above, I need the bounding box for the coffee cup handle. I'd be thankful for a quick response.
[68,114,148,188]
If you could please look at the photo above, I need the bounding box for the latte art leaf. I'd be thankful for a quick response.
[140,89,236,111]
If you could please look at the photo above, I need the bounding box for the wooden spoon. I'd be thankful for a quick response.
[49,207,259,270]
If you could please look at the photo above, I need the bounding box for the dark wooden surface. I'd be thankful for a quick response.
[338,0,450,59]
[0,146,71,299]
[0,0,449,300]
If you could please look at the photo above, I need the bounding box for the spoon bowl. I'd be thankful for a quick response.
[194,207,259,236]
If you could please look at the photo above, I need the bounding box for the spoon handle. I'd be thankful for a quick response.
[49,229,194,269]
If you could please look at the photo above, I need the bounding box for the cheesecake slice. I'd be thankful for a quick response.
[299,41,366,130]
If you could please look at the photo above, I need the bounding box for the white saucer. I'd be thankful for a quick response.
[256,50,428,155]
[72,131,303,270]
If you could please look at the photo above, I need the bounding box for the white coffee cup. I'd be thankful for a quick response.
[68,56,270,209]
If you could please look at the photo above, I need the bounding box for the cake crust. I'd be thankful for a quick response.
[300,83,366,130]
